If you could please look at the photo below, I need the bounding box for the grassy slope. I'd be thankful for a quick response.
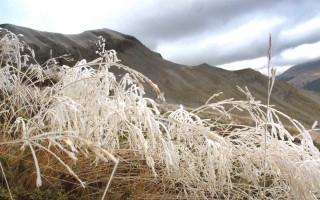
[1,23,319,127]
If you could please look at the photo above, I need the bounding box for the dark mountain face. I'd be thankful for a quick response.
[277,59,320,93]
[0,23,162,66]
[1,23,320,125]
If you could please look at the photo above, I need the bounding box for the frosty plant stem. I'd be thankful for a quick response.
[0,161,13,200]
[264,34,277,199]
[264,34,271,198]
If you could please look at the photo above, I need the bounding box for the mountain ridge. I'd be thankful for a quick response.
[1,23,319,125]
[277,58,320,93]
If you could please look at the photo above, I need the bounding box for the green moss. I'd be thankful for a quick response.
[0,186,74,200]
[119,187,132,200]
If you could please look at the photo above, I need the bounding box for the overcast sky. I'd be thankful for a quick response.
[1,0,320,74]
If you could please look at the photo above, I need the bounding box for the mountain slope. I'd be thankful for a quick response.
[277,59,320,92]
[1,23,319,125]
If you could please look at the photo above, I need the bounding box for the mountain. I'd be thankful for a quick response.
[1,23,320,126]
[277,59,320,93]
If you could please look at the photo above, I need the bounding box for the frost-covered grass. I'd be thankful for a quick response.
[0,28,320,199]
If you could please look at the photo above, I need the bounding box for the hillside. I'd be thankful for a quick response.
[1,24,320,199]
[1,23,319,126]
[277,59,320,93]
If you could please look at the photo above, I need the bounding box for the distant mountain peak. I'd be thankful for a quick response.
[277,58,320,93]
[197,63,212,67]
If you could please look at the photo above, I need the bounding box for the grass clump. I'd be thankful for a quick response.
[0,28,320,199]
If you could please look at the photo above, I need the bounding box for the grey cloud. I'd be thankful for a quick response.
[118,1,272,45]
[124,1,307,41]
[115,0,320,68]
[2,0,319,70]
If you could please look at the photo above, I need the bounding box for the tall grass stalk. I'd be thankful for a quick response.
[0,28,320,199]
[264,34,275,199]
[0,161,13,200]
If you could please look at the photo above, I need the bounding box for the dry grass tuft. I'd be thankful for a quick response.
[0,28,320,199]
